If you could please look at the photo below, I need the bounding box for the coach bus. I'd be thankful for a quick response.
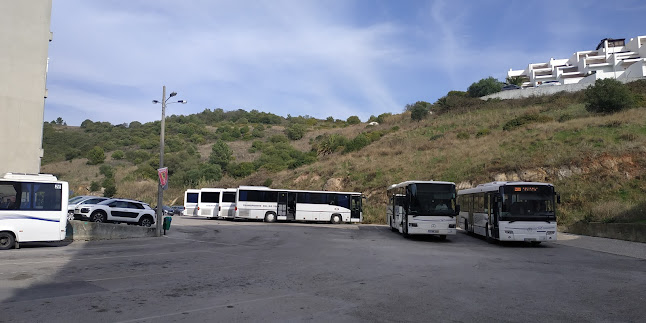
[386,181,459,239]
[183,189,200,216]
[0,173,69,250]
[235,186,362,223]
[218,188,237,219]
[457,181,559,245]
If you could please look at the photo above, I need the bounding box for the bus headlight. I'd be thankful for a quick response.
[448,224,456,228]
[547,231,555,235]
[410,223,418,227]
[504,230,514,234]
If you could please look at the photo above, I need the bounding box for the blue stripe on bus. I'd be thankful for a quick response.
[0,214,61,223]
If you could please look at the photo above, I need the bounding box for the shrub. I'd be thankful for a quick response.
[99,164,114,178]
[263,178,273,187]
[502,113,553,131]
[411,102,430,122]
[269,134,289,143]
[111,150,125,160]
[558,114,574,123]
[344,133,371,152]
[467,77,503,97]
[285,124,306,140]
[86,146,105,165]
[476,129,491,138]
[585,78,635,113]
[227,162,256,178]
[103,184,117,197]
[90,181,101,192]
[457,132,470,140]
[346,116,361,125]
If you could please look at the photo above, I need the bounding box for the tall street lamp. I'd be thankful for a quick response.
[152,85,186,236]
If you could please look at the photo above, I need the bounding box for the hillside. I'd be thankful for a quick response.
[42,81,646,227]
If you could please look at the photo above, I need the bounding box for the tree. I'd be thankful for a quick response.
[208,140,233,168]
[55,117,64,125]
[285,124,306,140]
[86,146,105,165]
[467,77,503,97]
[90,181,101,192]
[408,101,432,122]
[506,75,528,86]
[585,78,635,113]
[346,116,361,125]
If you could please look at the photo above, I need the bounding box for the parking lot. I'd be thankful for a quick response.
[1,217,645,322]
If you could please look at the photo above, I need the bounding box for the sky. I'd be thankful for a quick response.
[44,0,646,126]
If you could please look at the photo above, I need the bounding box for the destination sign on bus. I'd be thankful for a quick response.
[514,186,539,192]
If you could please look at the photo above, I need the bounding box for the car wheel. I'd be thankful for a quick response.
[67,211,74,222]
[264,212,276,223]
[91,211,107,223]
[139,216,153,227]
[0,232,16,250]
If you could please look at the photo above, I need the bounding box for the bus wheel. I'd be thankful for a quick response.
[0,232,16,250]
[330,214,342,224]
[91,211,107,223]
[463,219,469,234]
[402,219,409,238]
[264,212,276,223]
[485,225,494,244]
[390,219,397,232]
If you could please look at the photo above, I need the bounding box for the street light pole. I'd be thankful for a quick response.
[152,86,185,237]
[156,85,166,237]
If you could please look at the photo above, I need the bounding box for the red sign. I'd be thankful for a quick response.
[158,167,168,190]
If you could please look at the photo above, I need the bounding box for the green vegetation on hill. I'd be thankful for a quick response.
[42,80,646,228]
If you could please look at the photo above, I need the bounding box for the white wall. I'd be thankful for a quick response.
[0,0,52,174]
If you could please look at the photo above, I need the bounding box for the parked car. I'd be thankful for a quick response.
[153,205,174,216]
[501,84,521,91]
[74,198,156,227]
[68,196,109,221]
[538,81,561,87]
[171,205,185,216]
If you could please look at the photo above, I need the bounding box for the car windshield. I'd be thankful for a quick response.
[407,183,456,215]
[501,186,555,218]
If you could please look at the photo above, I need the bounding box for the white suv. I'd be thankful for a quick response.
[75,198,156,227]
[68,196,109,221]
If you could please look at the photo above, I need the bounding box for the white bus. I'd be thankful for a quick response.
[235,186,363,223]
[183,189,200,216]
[457,181,559,245]
[0,173,69,250]
[218,188,237,219]
[386,181,458,240]
[196,188,223,219]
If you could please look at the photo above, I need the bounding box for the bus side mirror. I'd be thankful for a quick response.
[557,194,561,204]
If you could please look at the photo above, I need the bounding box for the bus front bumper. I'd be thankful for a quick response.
[499,231,557,242]
[408,225,456,235]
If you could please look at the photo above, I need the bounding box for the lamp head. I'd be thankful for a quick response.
[178,100,187,104]
[152,100,159,104]
[169,92,177,98]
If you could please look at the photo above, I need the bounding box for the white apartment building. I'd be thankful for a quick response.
[508,35,646,87]
[0,0,53,174]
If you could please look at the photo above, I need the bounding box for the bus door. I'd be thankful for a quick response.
[351,195,362,222]
[277,192,287,218]
[286,193,296,221]
[489,194,500,238]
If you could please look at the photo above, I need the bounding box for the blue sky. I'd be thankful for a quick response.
[45,0,646,126]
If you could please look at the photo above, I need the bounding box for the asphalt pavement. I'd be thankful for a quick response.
[0,217,644,322]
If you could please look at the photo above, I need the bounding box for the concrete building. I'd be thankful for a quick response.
[508,35,646,87]
[0,0,53,174]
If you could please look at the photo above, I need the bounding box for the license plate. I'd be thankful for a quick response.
[524,238,536,242]
[428,230,439,233]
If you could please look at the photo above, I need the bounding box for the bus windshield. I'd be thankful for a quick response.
[407,183,456,216]
[501,186,555,219]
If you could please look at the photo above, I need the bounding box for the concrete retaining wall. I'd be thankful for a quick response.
[482,76,646,100]
[66,220,156,241]
[565,222,646,243]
